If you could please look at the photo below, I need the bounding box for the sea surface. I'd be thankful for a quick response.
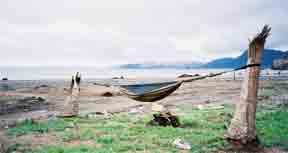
[0,66,232,80]
[0,66,286,81]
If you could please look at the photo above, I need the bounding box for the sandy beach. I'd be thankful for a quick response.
[0,75,280,123]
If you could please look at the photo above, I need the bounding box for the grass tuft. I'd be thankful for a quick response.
[7,118,69,137]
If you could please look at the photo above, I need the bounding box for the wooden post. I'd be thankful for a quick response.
[225,25,271,145]
[0,132,9,153]
[58,72,81,117]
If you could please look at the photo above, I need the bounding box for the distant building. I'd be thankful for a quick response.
[272,59,288,70]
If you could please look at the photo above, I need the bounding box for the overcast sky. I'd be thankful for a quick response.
[0,0,287,66]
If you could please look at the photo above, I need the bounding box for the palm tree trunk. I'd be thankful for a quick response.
[225,25,271,144]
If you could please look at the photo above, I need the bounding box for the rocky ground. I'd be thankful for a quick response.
[0,78,243,123]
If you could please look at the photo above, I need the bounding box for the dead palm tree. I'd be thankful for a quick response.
[225,25,271,145]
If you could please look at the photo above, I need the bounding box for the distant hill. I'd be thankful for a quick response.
[118,49,288,69]
[119,62,203,69]
[202,49,288,69]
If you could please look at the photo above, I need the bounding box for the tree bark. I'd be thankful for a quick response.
[225,25,271,144]
[58,72,81,117]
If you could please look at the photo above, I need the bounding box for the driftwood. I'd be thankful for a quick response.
[225,25,271,145]
[58,72,81,117]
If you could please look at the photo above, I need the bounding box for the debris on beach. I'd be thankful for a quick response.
[34,84,49,90]
[19,96,46,103]
[178,74,200,78]
[197,104,224,110]
[101,91,114,97]
[0,96,49,115]
[112,76,125,79]
[80,110,112,119]
[32,110,58,123]
[173,138,192,150]
[148,111,180,127]
[128,105,145,114]
[1,77,8,81]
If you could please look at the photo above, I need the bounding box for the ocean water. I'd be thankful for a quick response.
[0,66,234,80]
[0,66,286,81]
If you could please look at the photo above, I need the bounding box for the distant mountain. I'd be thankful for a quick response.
[203,49,288,69]
[118,49,288,69]
[119,62,203,69]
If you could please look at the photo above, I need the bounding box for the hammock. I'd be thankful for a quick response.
[94,64,260,102]
[120,81,182,102]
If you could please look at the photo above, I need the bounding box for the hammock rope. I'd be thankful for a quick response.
[181,63,260,83]
[94,63,260,102]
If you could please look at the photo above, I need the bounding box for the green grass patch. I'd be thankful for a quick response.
[7,118,69,137]
[257,110,288,150]
[7,102,288,153]
[259,88,275,97]
[31,106,232,153]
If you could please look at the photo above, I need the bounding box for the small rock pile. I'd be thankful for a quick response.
[0,96,49,115]
[148,111,181,127]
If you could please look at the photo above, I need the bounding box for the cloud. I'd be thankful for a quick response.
[0,0,287,66]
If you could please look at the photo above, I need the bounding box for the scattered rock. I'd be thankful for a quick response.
[20,96,46,103]
[40,84,48,88]
[178,74,200,78]
[33,84,50,93]
[101,92,113,97]
[37,97,46,102]
[148,111,180,127]
[197,104,224,110]
[1,77,8,81]
[0,96,49,115]
[112,76,124,79]
[32,111,57,123]
[204,100,210,104]
[208,72,216,77]
[128,106,144,114]
[83,110,111,119]
[34,84,48,90]
[93,83,110,87]
[0,120,17,129]
[173,138,192,150]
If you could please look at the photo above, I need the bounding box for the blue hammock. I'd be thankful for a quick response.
[94,64,260,102]
[119,81,182,102]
